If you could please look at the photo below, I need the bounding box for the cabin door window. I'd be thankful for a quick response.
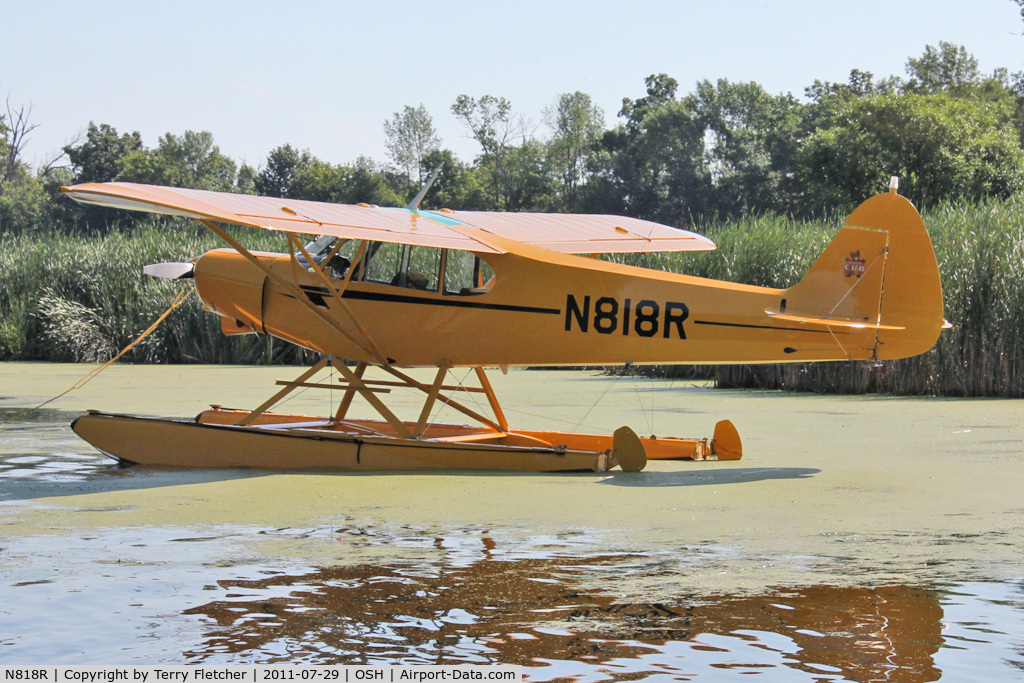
[443,250,494,296]
[360,241,441,292]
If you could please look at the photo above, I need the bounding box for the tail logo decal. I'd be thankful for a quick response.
[844,250,867,278]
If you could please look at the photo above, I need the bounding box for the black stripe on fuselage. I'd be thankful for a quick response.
[299,285,561,315]
[298,285,848,334]
[693,319,844,335]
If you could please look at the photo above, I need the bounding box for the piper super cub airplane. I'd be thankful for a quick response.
[60,177,946,473]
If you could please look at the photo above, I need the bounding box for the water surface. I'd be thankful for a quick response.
[2,366,1023,680]
[2,516,1022,680]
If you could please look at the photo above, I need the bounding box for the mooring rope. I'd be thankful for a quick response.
[0,284,194,425]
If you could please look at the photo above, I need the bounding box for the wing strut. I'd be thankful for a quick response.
[286,233,385,360]
[199,219,387,364]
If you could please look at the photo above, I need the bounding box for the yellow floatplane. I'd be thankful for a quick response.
[60,178,945,472]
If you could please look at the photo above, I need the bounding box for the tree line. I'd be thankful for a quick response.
[2,42,1023,235]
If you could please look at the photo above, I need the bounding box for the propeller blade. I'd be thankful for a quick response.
[142,262,195,279]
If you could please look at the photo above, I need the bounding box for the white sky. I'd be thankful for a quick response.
[4,0,1022,171]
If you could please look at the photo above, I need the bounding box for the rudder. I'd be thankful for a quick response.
[782,187,945,360]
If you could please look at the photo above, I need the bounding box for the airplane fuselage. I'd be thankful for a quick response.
[195,241,888,368]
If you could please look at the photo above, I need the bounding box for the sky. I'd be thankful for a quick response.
[3,0,1022,171]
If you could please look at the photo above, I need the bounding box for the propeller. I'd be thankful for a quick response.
[142,262,195,279]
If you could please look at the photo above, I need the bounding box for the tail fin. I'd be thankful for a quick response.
[779,187,945,360]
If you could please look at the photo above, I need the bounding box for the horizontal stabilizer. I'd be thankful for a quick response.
[765,309,905,331]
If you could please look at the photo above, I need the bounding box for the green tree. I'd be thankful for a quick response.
[419,149,488,210]
[594,74,711,223]
[904,42,981,94]
[806,68,882,102]
[802,69,900,133]
[0,111,8,179]
[118,130,236,191]
[58,122,147,233]
[799,92,1024,207]
[485,138,554,211]
[692,78,805,216]
[286,156,403,207]
[383,104,441,191]
[289,158,350,203]
[64,122,143,184]
[1,97,37,186]
[338,157,404,207]
[0,164,47,233]
[236,162,258,195]
[451,94,513,159]
[255,144,313,197]
[0,97,50,234]
[452,94,547,209]
[905,43,1023,148]
[543,92,604,210]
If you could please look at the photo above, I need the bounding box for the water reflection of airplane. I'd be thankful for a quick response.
[183,551,941,680]
[61,178,945,472]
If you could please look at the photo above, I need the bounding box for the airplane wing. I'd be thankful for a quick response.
[60,182,715,255]
[60,182,502,253]
[427,209,715,254]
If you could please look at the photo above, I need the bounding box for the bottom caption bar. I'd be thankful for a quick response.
[0,667,522,683]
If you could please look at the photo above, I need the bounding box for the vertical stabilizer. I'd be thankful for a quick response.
[783,189,945,360]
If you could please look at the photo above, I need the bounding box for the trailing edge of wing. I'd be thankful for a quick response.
[59,182,715,255]
[765,309,906,331]
[427,210,716,254]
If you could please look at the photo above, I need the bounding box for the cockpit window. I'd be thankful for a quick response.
[325,241,492,295]
[359,242,441,292]
[303,235,338,257]
[299,236,356,280]
[362,242,403,284]
[403,246,441,291]
[443,250,494,296]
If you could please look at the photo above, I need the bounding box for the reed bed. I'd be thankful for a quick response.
[1,199,1022,396]
[638,199,1024,397]
[0,220,316,365]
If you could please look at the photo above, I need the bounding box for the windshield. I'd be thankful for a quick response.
[303,235,338,256]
